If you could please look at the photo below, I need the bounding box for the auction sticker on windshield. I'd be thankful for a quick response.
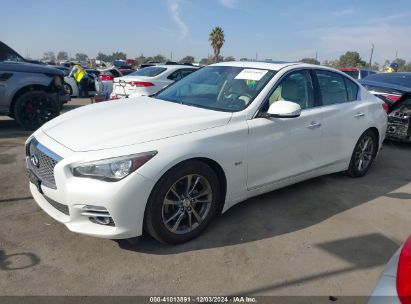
[235,69,268,81]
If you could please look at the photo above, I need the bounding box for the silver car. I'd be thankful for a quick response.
[368,235,411,304]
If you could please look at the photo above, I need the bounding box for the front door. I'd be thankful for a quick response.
[246,69,322,190]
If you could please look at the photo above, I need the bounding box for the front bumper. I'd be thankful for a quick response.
[27,133,156,239]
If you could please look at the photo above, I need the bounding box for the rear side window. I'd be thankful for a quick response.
[344,78,359,101]
[168,68,197,81]
[129,67,167,77]
[315,70,348,105]
[110,69,122,77]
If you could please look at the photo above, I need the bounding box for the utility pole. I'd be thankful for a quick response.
[395,50,398,59]
[369,43,374,67]
[170,52,173,61]
[315,51,318,61]
[256,52,258,61]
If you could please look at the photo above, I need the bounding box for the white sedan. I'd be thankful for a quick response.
[110,64,199,98]
[26,62,387,244]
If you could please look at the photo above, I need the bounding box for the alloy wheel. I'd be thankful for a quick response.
[161,174,213,235]
[354,135,374,172]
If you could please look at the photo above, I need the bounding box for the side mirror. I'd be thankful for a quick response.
[267,100,301,118]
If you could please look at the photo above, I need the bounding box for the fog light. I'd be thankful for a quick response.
[80,205,115,226]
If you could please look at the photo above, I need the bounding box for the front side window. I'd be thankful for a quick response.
[266,70,315,110]
[156,66,276,112]
[316,70,348,105]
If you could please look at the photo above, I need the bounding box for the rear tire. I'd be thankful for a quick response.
[145,160,221,244]
[346,130,377,177]
[13,91,60,130]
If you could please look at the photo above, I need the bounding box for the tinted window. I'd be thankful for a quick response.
[168,69,197,81]
[363,73,411,89]
[267,70,314,110]
[129,67,167,77]
[167,70,181,81]
[109,69,122,77]
[344,78,359,101]
[316,70,348,105]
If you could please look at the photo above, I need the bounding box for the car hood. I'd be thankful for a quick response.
[41,97,232,152]
[0,61,65,77]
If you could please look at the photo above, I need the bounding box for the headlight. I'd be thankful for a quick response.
[54,75,63,87]
[70,151,157,181]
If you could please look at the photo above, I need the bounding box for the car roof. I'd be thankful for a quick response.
[147,64,200,70]
[211,61,299,71]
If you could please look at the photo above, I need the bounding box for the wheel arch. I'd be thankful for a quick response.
[147,156,228,216]
[367,127,380,156]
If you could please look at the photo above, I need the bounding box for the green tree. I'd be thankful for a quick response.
[57,51,68,61]
[323,60,339,68]
[179,55,195,64]
[209,26,225,63]
[96,52,110,62]
[393,58,407,71]
[199,57,213,65]
[300,58,320,65]
[111,52,127,61]
[224,56,236,62]
[338,51,366,68]
[240,58,248,62]
[75,53,88,63]
[153,54,166,63]
[42,51,56,63]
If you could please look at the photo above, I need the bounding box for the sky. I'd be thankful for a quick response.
[1,0,411,64]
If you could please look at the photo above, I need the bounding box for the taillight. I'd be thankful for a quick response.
[397,235,411,304]
[127,81,154,87]
[382,103,389,112]
[385,94,401,102]
[99,74,114,81]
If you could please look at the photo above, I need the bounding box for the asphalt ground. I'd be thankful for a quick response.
[0,98,410,299]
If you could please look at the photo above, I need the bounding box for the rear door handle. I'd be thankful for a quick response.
[354,112,365,118]
[307,121,322,129]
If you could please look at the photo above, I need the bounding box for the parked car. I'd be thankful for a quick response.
[111,65,199,98]
[26,62,387,244]
[339,68,377,80]
[97,67,123,95]
[360,73,411,142]
[0,41,69,130]
[368,235,411,304]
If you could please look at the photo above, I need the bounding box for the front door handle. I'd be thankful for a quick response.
[307,121,322,129]
[354,112,365,118]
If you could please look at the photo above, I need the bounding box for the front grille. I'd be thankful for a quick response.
[44,195,70,215]
[26,138,62,189]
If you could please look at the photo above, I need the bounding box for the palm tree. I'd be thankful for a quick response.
[209,27,225,63]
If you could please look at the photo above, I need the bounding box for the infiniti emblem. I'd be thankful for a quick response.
[30,154,39,168]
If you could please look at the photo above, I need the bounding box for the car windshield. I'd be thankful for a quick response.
[129,67,167,77]
[364,73,411,89]
[155,66,276,112]
[0,41,26,62]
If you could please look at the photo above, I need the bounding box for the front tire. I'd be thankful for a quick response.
[63,82,73,96]
[13,91,60,130]
[347,130,377,177]
[145,161,221,244]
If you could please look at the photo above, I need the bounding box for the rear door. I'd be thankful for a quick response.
[314,69,366,166]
